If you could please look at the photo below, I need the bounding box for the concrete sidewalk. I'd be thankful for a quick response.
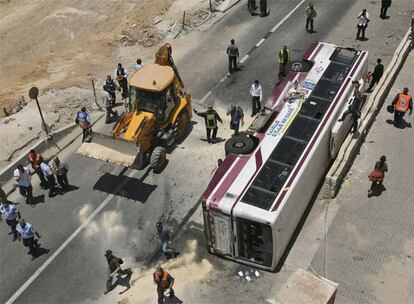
[310,52,414,304]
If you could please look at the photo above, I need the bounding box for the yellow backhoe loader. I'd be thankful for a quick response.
[77,43,192,169]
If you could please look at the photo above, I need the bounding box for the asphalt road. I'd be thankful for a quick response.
[0,0,411,303]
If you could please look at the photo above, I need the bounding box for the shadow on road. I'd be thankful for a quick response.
[93,172,156,203]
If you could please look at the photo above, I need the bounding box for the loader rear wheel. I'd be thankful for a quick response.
[150,146,167,170]
[176,110,191,143]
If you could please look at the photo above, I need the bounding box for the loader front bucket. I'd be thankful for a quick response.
[76,132,139,167]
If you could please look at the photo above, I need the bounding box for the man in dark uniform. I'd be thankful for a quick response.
[103,75,117,106]
[367,58,384,92]
[226,39,240,75]
[278,45,291,78]
[380,0,391,19]
[194,106,223,143]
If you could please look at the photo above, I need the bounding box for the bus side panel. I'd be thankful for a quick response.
[275,122,332,266]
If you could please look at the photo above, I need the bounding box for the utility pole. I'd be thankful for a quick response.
[28,87,49,135]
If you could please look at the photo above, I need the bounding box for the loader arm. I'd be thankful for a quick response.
[154,43,184,91]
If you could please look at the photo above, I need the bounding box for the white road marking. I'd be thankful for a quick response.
[256,38,266,47]
[200,91,213,103]
[270,0,307,32]
[5,169,138,304]
[239,54,250,64]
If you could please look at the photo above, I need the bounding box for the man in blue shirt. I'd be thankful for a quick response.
[75,107,92,142]
[227,105,244,135]
[0,201,21,241]
[16,219,41,260]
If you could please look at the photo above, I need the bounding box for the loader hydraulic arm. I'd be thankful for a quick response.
[154,43,184,90]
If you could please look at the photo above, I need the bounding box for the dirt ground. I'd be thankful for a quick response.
[0,0,223,169]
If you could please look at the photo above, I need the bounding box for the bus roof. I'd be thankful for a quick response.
[203,42,365,218]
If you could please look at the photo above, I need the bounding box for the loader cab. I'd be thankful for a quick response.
[129,64,178,124]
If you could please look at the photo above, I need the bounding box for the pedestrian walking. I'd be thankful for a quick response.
[356,9,370,40]
[368,155,388,197]
[250,80,263,117]
[134,58,143,71]
[104,250,133,294]
[0,201,21,241]
[305,3,317,33]
[156,222,178,260]
[338,81,362,133]
[194,106,223,143]
[27,149,48,189]
[259,0,269,17]
[227,105,244,135]
[40,160,57,197]
[153,267,175,304]
[103,75,117,106]
[226,39,240,75]
[51,156,69,192]
[75,107,92,142]
[115,63,128,97]
[380,0,391,19]
[278,45,291,78]
[247,0,257,14]
[16,219,41,260]
[390,87,412,128]
[367,58,384,92]
[13,164,34,206]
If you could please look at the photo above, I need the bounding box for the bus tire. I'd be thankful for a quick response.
[289,60,312,73]
[225,135,255,155]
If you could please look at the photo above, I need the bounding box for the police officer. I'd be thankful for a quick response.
[194,106,223,143]
[13,164,33,206]
[153,267,175,304]
[16,219,41,260]
[40,159,57,197]
[391,87,412,128]
[104,250,132,294]
[278,45,291,78]
[115,63,130,112]
[0,201,21,241]
[75,107,92,142]
[103,75,117,106]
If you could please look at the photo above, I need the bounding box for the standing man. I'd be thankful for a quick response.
[226,39,240,75]
[259,0,269,17]
[227,105,244,135]
[13,164,33,206]
[367,58,384,92]
[356,9,370,40]
[278,45,291,78]
[391,87,412,128]
[115,63,129,112]
[247,0,257,14]
[103,75,117,106]
[104,250,133,294]
[194,106,223,143]
[153,267,175,304]
[338,81,362,133]
[16,219,41,260]
[305,3,317,33]
[52,156,69,192]
[134,59,143,71]
[250,80,263,117]
[156,222,178,260]
[40,160,57,197]
[27,149,47,189]
[75,107,92,142]
[0,201,21,241]
[380,0,392,19]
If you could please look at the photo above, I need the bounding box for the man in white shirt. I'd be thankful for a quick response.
[13,164,33,206]
[40,160,57,197]
[0,201,21,241]
[250,80,263,117]
[16,219,41,260]
[356,9,370,40]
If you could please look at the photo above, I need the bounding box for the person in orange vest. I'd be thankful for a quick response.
[391,87,412,128]
[27,149,48,189]
[153,267,175,304]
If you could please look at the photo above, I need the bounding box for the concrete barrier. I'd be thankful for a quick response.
[215,0,241,12]
[0,112,104,195]
[324,29,412,198]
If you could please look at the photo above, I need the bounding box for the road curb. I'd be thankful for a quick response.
[0,112,105,195]
[323,28,412,199]
[215,0,241,13]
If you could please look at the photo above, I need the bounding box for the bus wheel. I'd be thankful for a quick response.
[288,60,312,73]
[225,135,255,155]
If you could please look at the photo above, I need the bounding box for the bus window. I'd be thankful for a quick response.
[237,218,273,267]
